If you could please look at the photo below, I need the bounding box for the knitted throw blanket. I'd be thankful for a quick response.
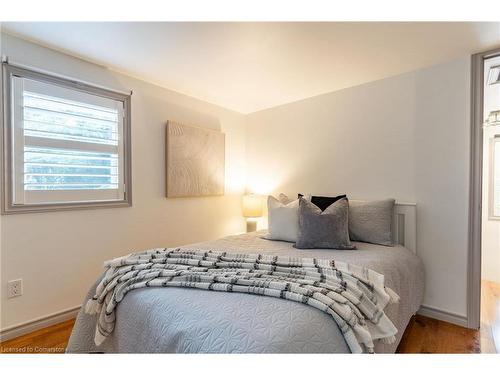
[85,248,400,353]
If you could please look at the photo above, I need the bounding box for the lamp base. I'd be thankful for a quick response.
[246,219,257,233]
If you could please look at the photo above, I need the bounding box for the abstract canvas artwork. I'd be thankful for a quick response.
[166,121,225,197]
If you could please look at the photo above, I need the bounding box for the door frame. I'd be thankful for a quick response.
[468,47,500,329]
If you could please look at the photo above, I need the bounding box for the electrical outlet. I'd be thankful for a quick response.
[7,279,23,298]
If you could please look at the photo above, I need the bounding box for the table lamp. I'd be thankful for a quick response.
[242,194,263,232]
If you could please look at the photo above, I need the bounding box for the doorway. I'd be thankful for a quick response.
[470,48,500,353]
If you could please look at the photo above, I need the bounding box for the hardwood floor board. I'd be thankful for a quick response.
[396,315,481,353]
[0,319,75,354]
[481,280,500,353]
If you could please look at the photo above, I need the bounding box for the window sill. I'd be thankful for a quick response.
[1,199,132,215]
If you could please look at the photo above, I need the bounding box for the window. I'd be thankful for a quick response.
[2,64,131,213]
[487,65,500,85]
[490,136,500,219]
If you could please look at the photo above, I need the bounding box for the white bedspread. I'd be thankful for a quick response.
[67,231,424,353]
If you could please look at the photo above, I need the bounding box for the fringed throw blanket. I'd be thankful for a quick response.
[85,248,399,353]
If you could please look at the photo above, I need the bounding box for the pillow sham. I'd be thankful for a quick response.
[295,197,355,250]
[278,193,293,204]
[348,199,395,246]
[262,195,299,243]
[298,193,347,211]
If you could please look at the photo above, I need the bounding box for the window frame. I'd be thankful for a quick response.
[489,135,500,220]
[1,63,132,214]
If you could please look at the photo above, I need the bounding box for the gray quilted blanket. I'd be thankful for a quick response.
[84,248,400,353]
[67,231,424,353]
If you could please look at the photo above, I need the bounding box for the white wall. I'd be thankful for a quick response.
[0,32,476,329]
[0,34,247,330]
[246,57,471,318]
[481,55,500,284]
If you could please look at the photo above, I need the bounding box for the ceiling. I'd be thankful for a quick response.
[2,22,500,113]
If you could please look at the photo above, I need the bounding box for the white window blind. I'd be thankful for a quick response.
[3,64,131,213]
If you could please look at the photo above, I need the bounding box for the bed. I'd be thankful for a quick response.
[67,203,424,353]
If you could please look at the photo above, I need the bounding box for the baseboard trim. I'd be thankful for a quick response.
[418,305,468,328]
[0,305,81,342]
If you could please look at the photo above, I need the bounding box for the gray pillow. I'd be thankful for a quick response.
[349,199,395,246]
[296,197,355,250]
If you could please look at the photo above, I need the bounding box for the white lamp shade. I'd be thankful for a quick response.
[242,194,263,218]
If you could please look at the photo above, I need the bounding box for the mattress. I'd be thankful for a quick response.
[66,231,424,353]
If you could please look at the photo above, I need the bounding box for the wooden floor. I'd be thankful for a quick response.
[397,315,481,353]
[397,280,499,353]
[1,281,499,354]
[479,280,500,353]
[1,319,75,354]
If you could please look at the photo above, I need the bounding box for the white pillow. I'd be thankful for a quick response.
[278,193,293,204]
[263,195,299,243]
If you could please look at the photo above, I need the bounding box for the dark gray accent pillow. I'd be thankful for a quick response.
[349,199,395,246]
[296,197,356,250]
[298,193,347,211]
